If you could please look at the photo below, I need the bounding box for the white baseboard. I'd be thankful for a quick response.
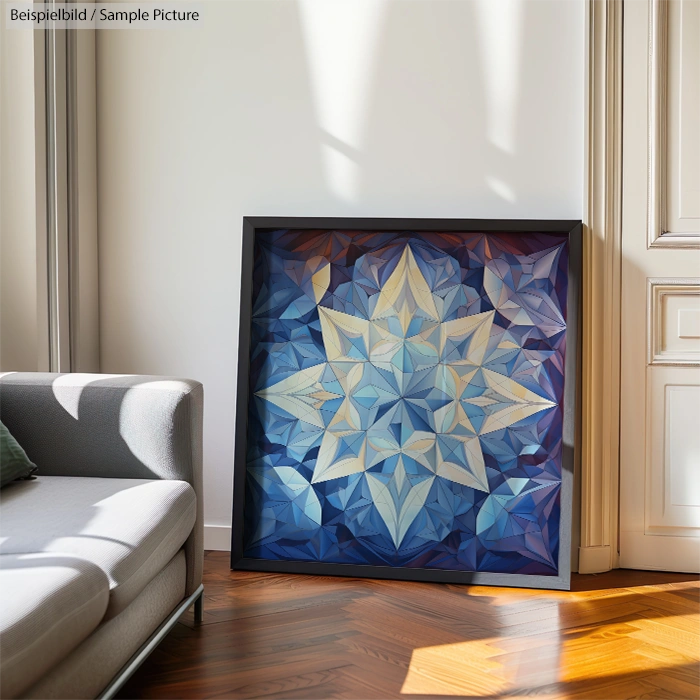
[204,524,232,551]
[578,545,612,574]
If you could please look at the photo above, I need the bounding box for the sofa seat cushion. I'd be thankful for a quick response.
[0,476,196,618]
[0,553,110,698]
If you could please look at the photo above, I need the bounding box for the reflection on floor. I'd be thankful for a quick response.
[118,551,699,700]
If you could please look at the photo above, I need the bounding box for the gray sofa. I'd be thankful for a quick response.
[0,373,204,699]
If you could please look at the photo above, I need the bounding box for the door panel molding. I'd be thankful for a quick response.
[648,278,700,365]
[647,373,700,534]
[579,0,623,574]
[648,0,700,248]
[647,0,669,246]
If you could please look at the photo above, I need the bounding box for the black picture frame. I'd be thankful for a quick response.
[232,217,582,591]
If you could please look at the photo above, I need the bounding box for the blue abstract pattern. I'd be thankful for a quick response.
[243,230,569,576]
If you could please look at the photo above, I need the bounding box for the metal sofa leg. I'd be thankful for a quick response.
[194,590,204,624]
[98,584,204,699]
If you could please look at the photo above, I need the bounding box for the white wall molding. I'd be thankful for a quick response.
[45,18,72,371]
[578,544,613,575]
[579,0,623,574]
[44,10,100,372]
[204,524,232,552]
[70,24,100,371]
[34,29,51,372]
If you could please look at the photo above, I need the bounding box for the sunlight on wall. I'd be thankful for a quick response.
[299,0,388,202]
[474,0,524,156]
[485,175,517,204]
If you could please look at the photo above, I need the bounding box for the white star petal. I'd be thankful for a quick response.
[255,364,335,429]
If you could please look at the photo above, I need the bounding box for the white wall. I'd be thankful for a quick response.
[0,24,39,371]
[97,0,585,549]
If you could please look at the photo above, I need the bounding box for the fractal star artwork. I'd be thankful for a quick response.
[242,228,570,577]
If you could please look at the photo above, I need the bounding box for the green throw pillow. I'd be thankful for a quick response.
[0,421,37,488]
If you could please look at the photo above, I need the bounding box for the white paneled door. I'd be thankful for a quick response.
[620,0,700,572]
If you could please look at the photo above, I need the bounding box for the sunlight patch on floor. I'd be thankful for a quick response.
[400,611,699,697]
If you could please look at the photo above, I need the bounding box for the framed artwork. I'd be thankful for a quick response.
[232,218,581,590]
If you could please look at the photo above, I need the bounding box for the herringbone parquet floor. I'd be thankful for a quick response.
[117,552,700,699]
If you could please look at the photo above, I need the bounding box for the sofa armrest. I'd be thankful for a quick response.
[0,372,204,595]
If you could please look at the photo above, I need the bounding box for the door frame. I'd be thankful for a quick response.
[579,0,623,574]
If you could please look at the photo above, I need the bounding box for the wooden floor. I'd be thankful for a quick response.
[118,552,699,700]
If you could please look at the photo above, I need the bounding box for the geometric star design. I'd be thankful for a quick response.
[257,246,556,547]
